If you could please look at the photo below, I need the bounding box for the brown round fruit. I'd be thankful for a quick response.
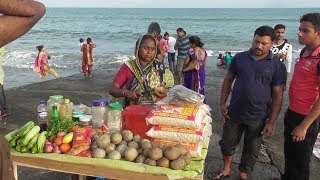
[170,158,186,170]
[156,157,170,168]
[164,146,180,160]
[144,158,156,166]
[148,147,163,161]
[124,147,138,161]
[135,155,146,163]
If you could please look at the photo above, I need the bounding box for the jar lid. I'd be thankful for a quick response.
[92,100,108,107]
[72,111,85,118]
[64,99,70,104]
[39,100,46,104]
[49,95,64,100]
[79,115,92,122]
[108,103,123,110]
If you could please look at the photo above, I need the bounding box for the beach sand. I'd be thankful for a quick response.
[1,67,319,180]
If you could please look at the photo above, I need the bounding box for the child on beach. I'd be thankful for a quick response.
[34,45,60,81]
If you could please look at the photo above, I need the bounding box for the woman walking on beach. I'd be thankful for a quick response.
[34,45,60,81]
[109,34,167,107]
[81,38,96,78]
[182,36,207,96]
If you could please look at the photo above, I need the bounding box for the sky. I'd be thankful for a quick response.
[39,0,320,8]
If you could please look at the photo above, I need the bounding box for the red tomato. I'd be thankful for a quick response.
[60,143,71,154]
[54,137,63,147]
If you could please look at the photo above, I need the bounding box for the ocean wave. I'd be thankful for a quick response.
[2,50,134,69]
[2,48,303,70]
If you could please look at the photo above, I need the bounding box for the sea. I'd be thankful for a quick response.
[3,8,318,89]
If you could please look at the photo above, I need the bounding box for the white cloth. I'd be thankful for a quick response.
[79,42,84,51]
[271,41,293,73]
[168,36,176,53]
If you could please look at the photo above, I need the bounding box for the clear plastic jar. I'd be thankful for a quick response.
[91,100,108,129]
[47,95,64,125]
[107,103,123,132]
[79,115,92,127]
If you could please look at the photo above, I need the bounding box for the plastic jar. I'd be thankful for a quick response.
[47,95,64,113]
[47,95,64,124]
[72,111,85,122]
[79,115,92,127]
[107,103,123,132]
[91,100,108,129]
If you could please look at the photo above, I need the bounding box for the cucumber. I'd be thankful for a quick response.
[37,131,47,153]
[17,121,35,137]
[15,145,21,152]
[21,126,40,146]
[17,138,22,146]
[27,133,40,149]
[9,136,19,148]
[31,145,38,154]
[20,146,29,153]
[5,129,19,142]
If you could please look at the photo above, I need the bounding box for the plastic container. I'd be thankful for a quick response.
[107,103,123,132]
[123,105,154,139]
[91,100,108,129]
[37,100,48,131]
[72,111,85,122]
[47,95,64,124]
[79,115,92,127]
[60,99,72,121]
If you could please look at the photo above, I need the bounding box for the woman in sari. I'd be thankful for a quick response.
[81,38,96,78]
[182,36,207,96]
[109,34,167,107]
[34,45,60,81]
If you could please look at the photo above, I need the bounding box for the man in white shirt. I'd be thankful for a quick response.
[79,38,84,51]
[271,24,293,88]
[165,32,176,73]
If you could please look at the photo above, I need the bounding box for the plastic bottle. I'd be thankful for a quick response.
[50,105,60,134]
[60,99,73,132]
[37,100,48,131]
[60,99,72,120]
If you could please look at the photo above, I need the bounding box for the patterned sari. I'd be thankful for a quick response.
[123,35,163,107]
[183,49,207,96]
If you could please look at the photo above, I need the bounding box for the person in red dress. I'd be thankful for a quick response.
[81,38,96,78]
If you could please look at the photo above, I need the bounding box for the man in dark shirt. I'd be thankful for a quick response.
[0,1,46,180]
[146,22,165,81]
[212,26,287,180]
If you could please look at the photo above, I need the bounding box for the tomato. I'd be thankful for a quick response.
[54,137,63,146]
[60,143,71,154]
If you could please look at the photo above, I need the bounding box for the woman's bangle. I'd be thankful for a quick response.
[123,90,128,97]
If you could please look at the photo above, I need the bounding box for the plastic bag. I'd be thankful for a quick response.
[146,104,207,129]
[159,85,204,106]
[146,123,212,143]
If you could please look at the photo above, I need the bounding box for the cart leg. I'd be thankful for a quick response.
[13,162,18,180]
